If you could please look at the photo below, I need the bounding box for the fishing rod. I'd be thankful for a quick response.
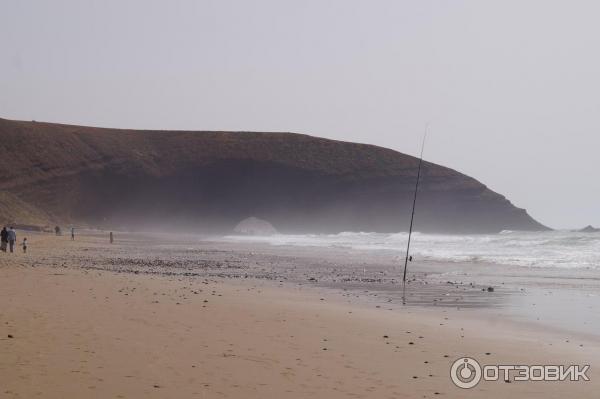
[402,126,428,304]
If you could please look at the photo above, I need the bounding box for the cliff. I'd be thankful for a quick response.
[0,118,548,233]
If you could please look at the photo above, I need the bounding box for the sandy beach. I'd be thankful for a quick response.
[5,1,600,397]
[1,231,598,398]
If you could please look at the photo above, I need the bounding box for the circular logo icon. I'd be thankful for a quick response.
[450,357,482,389]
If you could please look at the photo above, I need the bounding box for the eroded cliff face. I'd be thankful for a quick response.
[0,118,548,233]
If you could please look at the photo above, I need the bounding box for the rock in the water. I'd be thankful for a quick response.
[579,225,600,233]
[234,217,278,236]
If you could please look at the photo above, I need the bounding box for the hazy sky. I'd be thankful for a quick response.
[1,0,598,229]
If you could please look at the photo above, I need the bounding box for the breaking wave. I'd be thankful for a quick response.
[222,230,600,269]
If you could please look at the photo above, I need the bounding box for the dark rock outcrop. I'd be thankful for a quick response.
[0,118,548,233]
[579,225,599,233]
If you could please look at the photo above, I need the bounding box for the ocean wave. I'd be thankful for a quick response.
[221,230,600,270]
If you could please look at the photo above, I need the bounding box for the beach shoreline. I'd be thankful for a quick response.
[1,231,598,398]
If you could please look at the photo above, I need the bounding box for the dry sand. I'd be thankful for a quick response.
[0,232,598,398]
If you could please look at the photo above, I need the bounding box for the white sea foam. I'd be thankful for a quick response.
[222,230,600,269]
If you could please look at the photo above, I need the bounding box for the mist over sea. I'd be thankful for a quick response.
[223,230,600,270]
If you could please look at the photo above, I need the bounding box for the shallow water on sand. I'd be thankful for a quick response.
[221,232,600,339]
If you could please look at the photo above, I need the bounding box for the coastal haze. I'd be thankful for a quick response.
[1,0,599,229]
[1,2,599,399]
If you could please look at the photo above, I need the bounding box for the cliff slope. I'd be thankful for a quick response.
[0,118,547,233]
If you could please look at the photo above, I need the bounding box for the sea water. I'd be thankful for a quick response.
[223,230,600,270]
[223,230,600,337]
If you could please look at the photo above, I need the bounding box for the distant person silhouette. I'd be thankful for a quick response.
[71,227,75,241]
[109,232,114,244]
[7,227,16,253]
[22,238,27,253]
[55,226,61,236]
[0,227,7,252]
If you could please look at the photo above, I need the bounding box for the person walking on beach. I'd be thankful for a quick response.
[0,227,8,252]
[71,227,75,241]
[109,231,114,244]
[7,227,16,253]
[22,238,27,253]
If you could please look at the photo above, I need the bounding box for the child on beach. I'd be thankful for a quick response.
[22,238,27,253]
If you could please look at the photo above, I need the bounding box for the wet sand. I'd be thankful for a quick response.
[0,231,598,398]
